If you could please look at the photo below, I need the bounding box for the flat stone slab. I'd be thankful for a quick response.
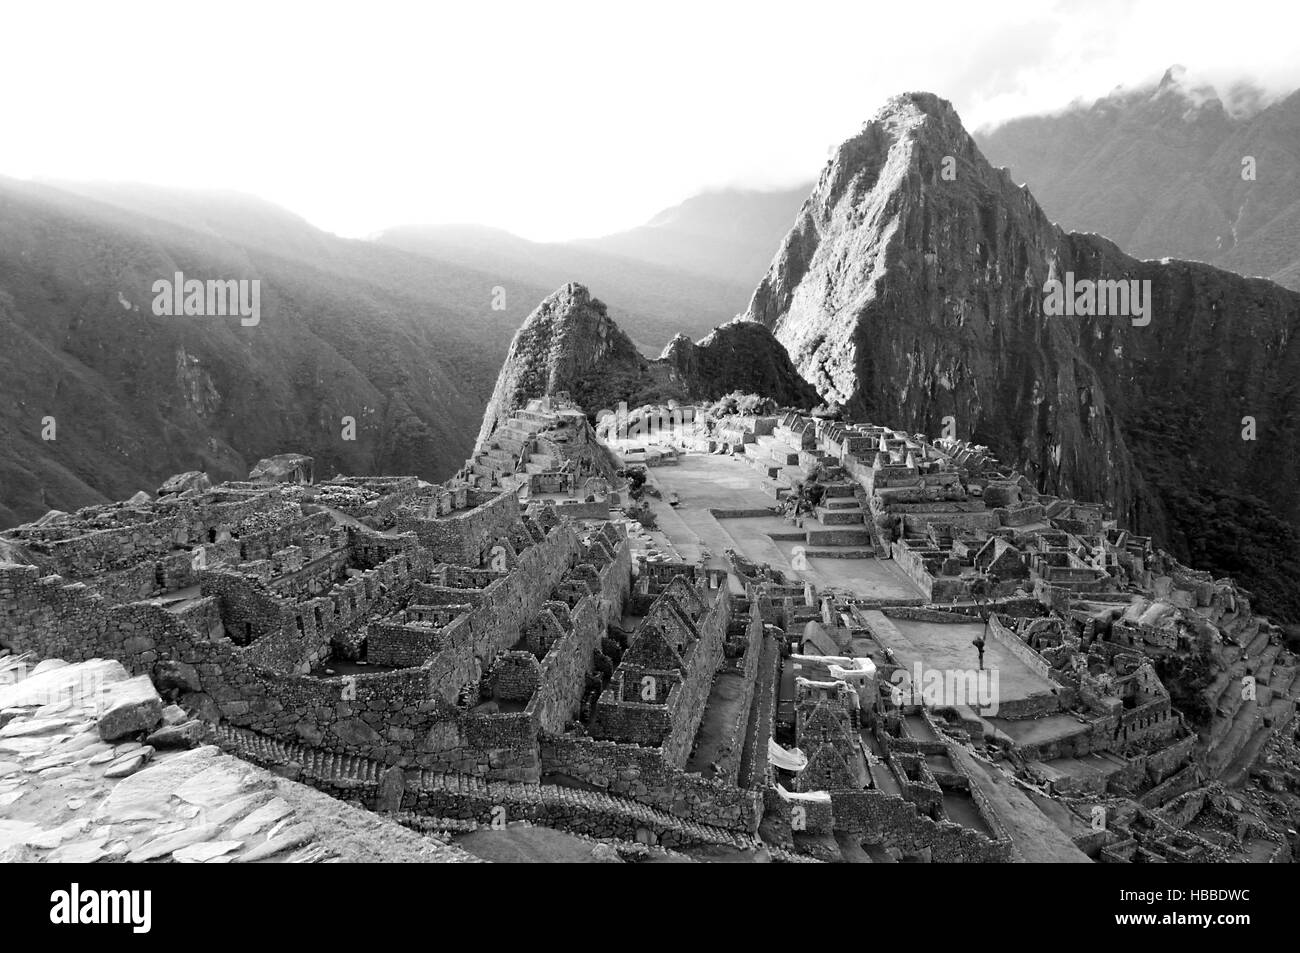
[175,763,257,809]
[24,748,84,772]
[126,823,221,862]
[2,658,479,864]
[96,746,228,823]
[146,720,206,750]
[236,822,315,862]
[0,818,42,853]
[173,840,244,863]
[104,746,154,778]
[0,717,78,738]
[0,659,131,714]
[229,797,293,839]
[48,837,110,863]
[23,818,90,849]
[97,675,164,741]
[207,792,270,826]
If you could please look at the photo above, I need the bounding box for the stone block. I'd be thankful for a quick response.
[96,675,164,741]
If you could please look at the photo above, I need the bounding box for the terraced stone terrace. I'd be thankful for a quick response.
[641,453,926,602]
[859,610,1059,709]
[3,402,1297,865]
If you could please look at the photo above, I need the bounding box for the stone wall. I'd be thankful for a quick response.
[540,733,762,832]
[890,541,936,599]
[367,617,456,668]
[421,524,586,706]
[526,592,602,734]
[712,605,765,785]
[662,588,728,767]
[545,499,611,520]
[742,624,780,790]
[394,487,522,566]
[492,651,541,702]
[0,518,602,776]
[986,612,1056,684]
[829,788,1014,862]
[10,490,293,579]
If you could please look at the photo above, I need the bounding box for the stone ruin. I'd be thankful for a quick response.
[1,406,1296,863]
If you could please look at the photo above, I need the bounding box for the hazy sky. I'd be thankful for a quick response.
[5,0,1298,241]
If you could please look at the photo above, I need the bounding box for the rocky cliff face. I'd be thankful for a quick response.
[478,283,816,449]
[656,320,819,408]
[474,283,650,447]
[743,93,1300,619]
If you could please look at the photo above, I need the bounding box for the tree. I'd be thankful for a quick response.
[969,571,1000,624]
[622,467,647,500]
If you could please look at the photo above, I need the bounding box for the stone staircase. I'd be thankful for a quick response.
[208,723,384,790]
[410,770,763,851]
[208,724,764,852]
[469,410,558,483]
[804,482,873,548]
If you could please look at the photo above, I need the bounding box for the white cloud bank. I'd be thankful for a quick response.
[3,0,1296,240]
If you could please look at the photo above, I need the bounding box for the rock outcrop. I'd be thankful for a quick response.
[742,93,1300,619]
[478,283,816,448]
[476,283,649,447]
[656,320,819,408]
[249,454,314,485]
[158,471,212,496]
[96,674,165,741]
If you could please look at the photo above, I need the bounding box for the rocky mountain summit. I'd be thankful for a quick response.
[742,92,1300,619]
[477,282,816,448]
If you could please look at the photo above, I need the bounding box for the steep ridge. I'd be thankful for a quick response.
[477,283,817,448]
[742,93,1300,620]
[0,178,546,525]
[474,283,650,448]
[976,70,1300,291]
[656,320,820,408]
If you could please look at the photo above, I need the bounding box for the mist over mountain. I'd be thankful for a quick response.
[0,178,813,530]
[374,222,748,353]
[573,186,810,289]
[0,178,544,525]
[977,69,1300,291]
[742,92,1300,620]
[373,185,812,351]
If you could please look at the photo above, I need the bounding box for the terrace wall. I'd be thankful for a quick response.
[711,603,765,785]
[540,733,762,832]
[829,788,1013,862]
[394,487,522,566]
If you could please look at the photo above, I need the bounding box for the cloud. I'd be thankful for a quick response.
[2,0,1296,240]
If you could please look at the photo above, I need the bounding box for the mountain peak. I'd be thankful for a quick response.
[1158,63,1188,89]
[475,283,819,453]
[474,283,646,447]
[741,90,1300,618]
